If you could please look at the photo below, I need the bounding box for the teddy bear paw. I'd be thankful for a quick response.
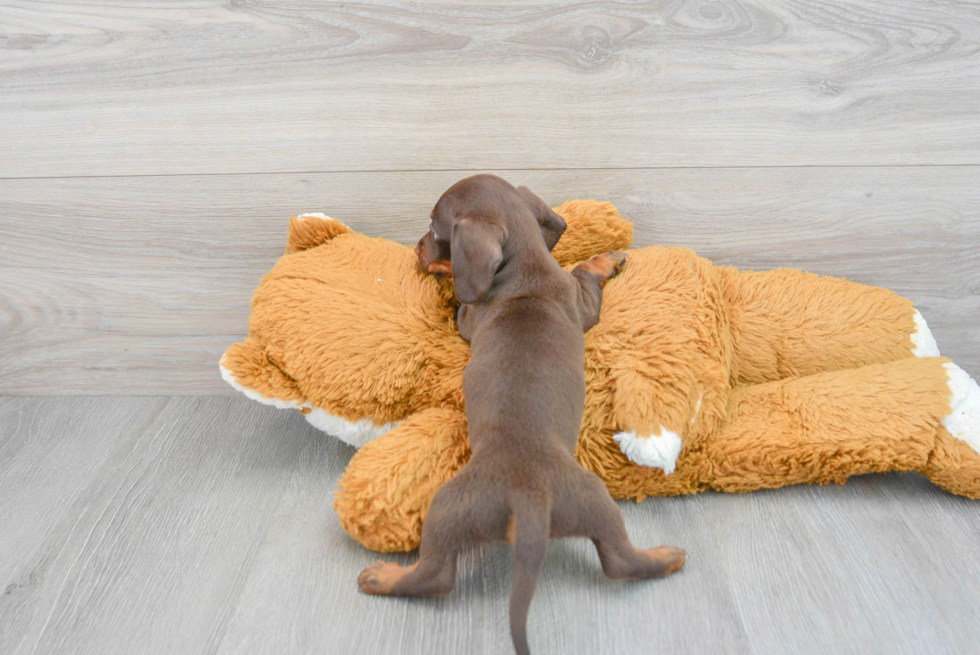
[613,428,683,475]
[944,362,980,455]
[912,309,941,357]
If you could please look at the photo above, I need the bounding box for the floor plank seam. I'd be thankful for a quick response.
[2,162,980,182]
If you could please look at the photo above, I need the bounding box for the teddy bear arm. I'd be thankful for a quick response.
[606,368,712,477]
[220,337,305,407]
[333,406,471,552]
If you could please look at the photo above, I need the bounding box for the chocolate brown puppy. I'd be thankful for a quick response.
[359,175,685,655]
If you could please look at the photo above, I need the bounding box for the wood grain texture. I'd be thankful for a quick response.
[1,0,979,177]
[3,396,977,654]
[2,167,977,394]
[0,397,166,593]
[214,412,749,655]
[702,475,980,654]
[0,397,313,655]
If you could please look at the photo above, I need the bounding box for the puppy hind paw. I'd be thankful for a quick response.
[608,545,686,580]
[642,546,686,577]
[358,560,408,595]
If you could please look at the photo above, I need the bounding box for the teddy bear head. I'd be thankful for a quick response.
[221,201,634,448]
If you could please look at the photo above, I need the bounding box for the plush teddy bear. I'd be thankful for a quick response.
[221,201,980,553]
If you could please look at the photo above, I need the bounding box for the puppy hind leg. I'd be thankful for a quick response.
[589,503,685,581]
[358,467,505,597]
[551,466,685,581]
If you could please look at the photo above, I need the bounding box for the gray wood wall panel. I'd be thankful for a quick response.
[2,167,977,394]
[2,0,979,177]
[2,396,975,655]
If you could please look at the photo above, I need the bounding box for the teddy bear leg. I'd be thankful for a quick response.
[706,357,970,494]
[333,407,471,552]
[719,267,932,385]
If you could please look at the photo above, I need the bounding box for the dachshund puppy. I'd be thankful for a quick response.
[359,175,685,655]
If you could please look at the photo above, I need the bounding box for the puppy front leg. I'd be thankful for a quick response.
[457,304,475,343]
[572,251,628,331]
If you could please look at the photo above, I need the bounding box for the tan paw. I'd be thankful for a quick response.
[644,546,686,577]
[358,560,408,595]
[606,250,629,275]
[579,251,629,286]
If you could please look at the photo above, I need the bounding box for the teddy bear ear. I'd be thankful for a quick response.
[285,213,355,254]
[549,200,635,267]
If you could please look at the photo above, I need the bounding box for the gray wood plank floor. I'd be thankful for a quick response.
[1,396,978,655]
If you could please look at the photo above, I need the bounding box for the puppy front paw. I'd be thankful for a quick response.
[607,250,629,275]
[579,251,629,286]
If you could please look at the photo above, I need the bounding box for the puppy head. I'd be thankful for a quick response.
[416,175,567,304]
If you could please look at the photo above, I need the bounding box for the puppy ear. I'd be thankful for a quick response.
[451,218,504,304]
[518,186,567,251]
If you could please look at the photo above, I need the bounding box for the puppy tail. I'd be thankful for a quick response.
[508,489,550,655]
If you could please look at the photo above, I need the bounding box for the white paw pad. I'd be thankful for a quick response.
[911,309,941,357]
[303,408,395,448]
[943,363,980,455]
[613,429,683,475]
[220,358,393,448]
